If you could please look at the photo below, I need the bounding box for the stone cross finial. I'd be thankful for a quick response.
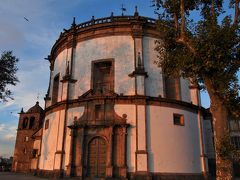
[121,4,126,16]
[111,12,114,21]
[71,17,76,27]
[134,6,139,17]
[91,16,95,25]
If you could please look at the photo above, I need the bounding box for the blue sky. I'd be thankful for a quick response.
[0,0,223,157]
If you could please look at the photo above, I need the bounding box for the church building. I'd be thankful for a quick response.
[12,9,220,179]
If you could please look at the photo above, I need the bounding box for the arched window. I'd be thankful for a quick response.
[52,74,59,104]
[165,77,181,100]
[29,117,35,129]
[22,117,28,129]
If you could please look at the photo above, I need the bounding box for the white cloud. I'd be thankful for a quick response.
[0,124,6,132]
[8,59,49,111]
[4,134,16,141]
[0,123,16,135]
[0,123,17,157]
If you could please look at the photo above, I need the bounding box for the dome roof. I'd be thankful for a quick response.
[27,101,44,113]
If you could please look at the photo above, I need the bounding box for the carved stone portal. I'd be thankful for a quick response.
[67,95,128,179]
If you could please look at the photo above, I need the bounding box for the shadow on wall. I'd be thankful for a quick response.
[66,107,85,126]
[111,43,134,95]
[127,126,134,172]
[42,113,56,167]
[76,37,134,96]
[146,106,155,171]
[143,37,164,97]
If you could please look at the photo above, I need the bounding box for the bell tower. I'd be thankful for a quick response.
[12,102,44,172]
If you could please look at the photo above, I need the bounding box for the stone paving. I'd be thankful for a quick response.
[0,172,49,180]
[2,172,240,180]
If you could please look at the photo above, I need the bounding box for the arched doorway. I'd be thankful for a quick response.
[87,137,107,178]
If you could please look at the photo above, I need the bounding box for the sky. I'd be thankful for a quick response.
[0,0,227,158]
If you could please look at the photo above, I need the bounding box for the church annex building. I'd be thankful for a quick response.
[12,10,239,179]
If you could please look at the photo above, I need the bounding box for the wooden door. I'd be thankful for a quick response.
[87,137,106,178]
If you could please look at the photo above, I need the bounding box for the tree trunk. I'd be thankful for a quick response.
[211,99,233,180]
[204,77,233,180]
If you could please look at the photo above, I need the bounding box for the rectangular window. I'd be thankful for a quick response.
[229,120,240,131]
[173,114,184,126]
[165,77,181,100]
[45,119,49,130]
[95,104,102,120]
[93,61,113,94]
[24,136,29,142]
[52,74,59,104]
[32,149,38,158]
[231,136,240,149]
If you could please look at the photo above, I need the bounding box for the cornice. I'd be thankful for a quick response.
[44,95,201,116]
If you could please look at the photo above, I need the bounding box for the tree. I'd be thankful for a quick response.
[0,51,19,102]
[152,0,239,179]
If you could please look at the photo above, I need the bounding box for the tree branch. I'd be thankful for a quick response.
[180,0,185,37]
[211,0,216,24]
[234,0,239,26]
[176,37,196,54]
[173,0,179,34]
[173,12,179,33]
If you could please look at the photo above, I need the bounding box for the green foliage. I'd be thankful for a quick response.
[152,0,240,118]
[0,51,19,102]
[151,0,200,19]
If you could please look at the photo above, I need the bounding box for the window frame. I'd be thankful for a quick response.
[231,136,240,149]
[52,73,60,104]
[24,136,29,142]
[91,59,114,94]
[173,113,185,126]
[45,119,49,130]
[32,149,38,158]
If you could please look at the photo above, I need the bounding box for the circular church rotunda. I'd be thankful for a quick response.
[22,10,207,179]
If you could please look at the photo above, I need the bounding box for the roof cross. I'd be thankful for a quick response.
[121,4,126,16]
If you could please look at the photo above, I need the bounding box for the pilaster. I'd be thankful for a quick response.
[106,126,113,178]
[74,128,84,177]
[136,105,148,172]
[66,128,74,176]
[131,20,149,173]
[189,79,200,106]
